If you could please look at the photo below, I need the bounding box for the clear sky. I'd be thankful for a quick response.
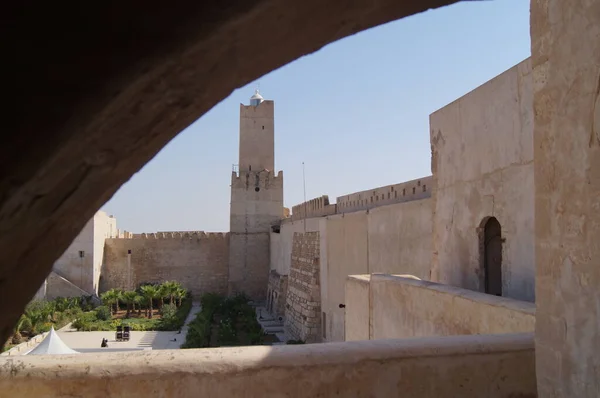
[103,0,531,233]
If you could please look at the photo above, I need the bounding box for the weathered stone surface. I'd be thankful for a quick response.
[0,333,537,397]
[532,0,600,395]
[345,274,535,341]
[1,0,462,343]
[285,232,321,342]
[101,233,229,296]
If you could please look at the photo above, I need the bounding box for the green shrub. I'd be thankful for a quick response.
[150,295,193,331]
[94,306,112,321]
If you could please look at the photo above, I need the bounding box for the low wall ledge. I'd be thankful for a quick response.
[0,333,534,378]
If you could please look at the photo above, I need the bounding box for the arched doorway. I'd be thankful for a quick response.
[482,217,503,296]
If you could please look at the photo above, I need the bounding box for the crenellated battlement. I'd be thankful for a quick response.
[231,170,283,190]
[112,231,229,240]
[291,195,337,221]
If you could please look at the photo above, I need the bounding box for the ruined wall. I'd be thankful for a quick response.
[229,170,283,300]
[337,176,432,213]
[345,274,535,341]
[284,232,321,343]
[266,270,288,318]
[430,58,535,302]
[101,232,229,296]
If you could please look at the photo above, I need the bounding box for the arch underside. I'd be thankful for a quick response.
[1,0,466,342]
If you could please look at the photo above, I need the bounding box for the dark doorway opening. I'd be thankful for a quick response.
[483,217,503,296]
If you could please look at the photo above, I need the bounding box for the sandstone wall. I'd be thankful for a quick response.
[46,271,92,300]
[0,334,537,398]
[52,210,118,295]
[430,58,535,302]
[266,270,287,318]
[532,1,600,394]
[345,274,535,341]
[336,176,432,213]
[284,232,321,343]
[52,216,95,293]
[238,100,274,173]
[367,198,432,277]
[273,198,432,343]
[101,232,229,296]
[229,170,283,300]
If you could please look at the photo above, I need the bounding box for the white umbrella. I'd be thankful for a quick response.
[27,327,79,355]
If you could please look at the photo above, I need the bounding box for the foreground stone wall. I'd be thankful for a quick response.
[0,334,536,397]
[284,232,321,343]
[101,232,229,296]
[345,274,535,341]
[532,0,600,395]
[430,58,535,302]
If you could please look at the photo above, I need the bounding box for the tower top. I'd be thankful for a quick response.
[249,89,264,106]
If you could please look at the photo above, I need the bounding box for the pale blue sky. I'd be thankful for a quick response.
[103,0,531,233]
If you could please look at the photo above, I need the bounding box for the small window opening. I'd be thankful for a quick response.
[423,185,427,192]
[262,126,265,130]
[412,187,416,194]
[403,189,406,196]
[255,187,260,192]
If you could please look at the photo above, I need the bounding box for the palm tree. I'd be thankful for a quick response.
[114,289,124,313]
[133,295,145,316]
[122,291,137,318]
[11,315,28,344]
[140,285,160,319]
[161,281,182,305]
[174,287,187,307]
[100,289,120,315]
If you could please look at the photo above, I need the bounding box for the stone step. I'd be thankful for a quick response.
[263,326,285,333]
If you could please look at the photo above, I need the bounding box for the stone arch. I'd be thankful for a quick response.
[478,216,503,296]
[0,0,470,345]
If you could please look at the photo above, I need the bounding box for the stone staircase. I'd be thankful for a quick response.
[254,304,287,345]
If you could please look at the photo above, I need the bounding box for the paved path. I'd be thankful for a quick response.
[178,301,201,348]
[24,302,203,354]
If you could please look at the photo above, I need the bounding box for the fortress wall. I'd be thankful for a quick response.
[284,232,321,343]
[101,232,229,296]
[291,196,336,221]
[273,196,432,343]
[430,58,534,301]
[336,176,433,213]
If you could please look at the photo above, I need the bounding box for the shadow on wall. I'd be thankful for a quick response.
[1,333,536,397]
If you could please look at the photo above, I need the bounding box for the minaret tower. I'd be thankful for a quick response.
[228,89,284,301]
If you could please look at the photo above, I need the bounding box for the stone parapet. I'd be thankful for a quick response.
[0,333,536,397]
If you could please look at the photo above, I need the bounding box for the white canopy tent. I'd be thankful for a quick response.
[26,327,79,355]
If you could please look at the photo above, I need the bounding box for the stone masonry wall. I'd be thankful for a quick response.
[284,232,321,343]
[101,232,229,297]
[267,270,288,318]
